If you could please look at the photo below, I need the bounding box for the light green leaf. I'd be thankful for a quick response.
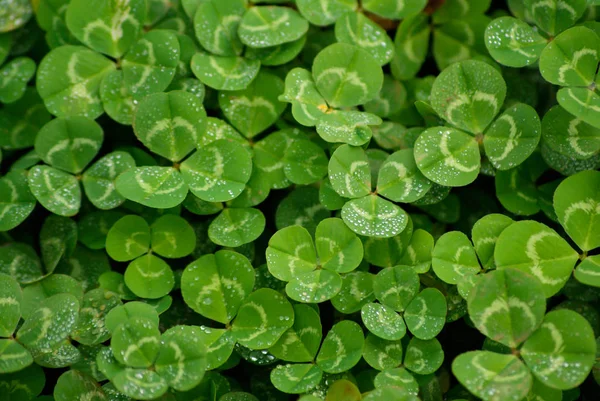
[104,301,159,334]
[315,217,363,273]
[0,57,36,103]
[373,265,419,312]
[115,166,188,209]
[484,17,547,67]
[253,128,306,189]
[312,43,383,108]
[295,0,357,27]
[522,309,596,389]
[106,215,150,262]
[181,250,255,324]
[133,90,206,162]
[283,139,328,185]
[196,327,235,370]
[330,271,375,314]
[334,11,394,66]
[431,60,506,134]
[286,269,342,303]
[111,316,160,368]
[525,0,587,36]
[269,304,322,362]
[122,30,180,99]
[270,364,322,394]
[181,139,251,203]
[362,0,426,19]
[0,273,21,337]
[36,45,116,119]
[414,127,480,187]
[208,207,265,247]
[328,144,371,199]
[54,370,107,401]
[391,14,430,81]
[363,334,403,371]
[112,368,167,400]
[398,228,434,273]
[452,351,532,401]
[218,70,285,138]
[194,0,245,56]
[155,326,207,391]
[557,87,600,129]
[574,255,600,288]
[99,69,135,125]
[238,6,308,48]
[374,368,418,395]
[0,170,35,232]
[71,288,121,346]
[484,103,541,170]
[495,221,579,297]
[432,231,480,284]
[363,386,420,401]
[542,105,600,160]
[28,165,81,216]
[246,34,307,66]
[191,53,260,91]
[362,217,413,267]
[278,67,327,127]
[361,302,405,341]
[82,151,136,210]
[0,0,31,33]
[316,320,364,374]
[469,268,546,348]
[124,254,174,299]
[0,339,32,374]
[553,170,600,251]
[150,214,196,258]
[316,110,381,146]
[471,213,514,269]
[404,338,444,375]
[35,116,103,174]
[405,288,447,340]
[266,224,316,281]
[232,288,294,349]
[342,194,408,238]
[377,149,432,203]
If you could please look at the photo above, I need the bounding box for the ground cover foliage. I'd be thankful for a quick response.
[1,0,600,400]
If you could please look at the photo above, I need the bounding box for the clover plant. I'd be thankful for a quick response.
[1,1,600,401]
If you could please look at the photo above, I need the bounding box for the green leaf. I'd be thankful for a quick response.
[432,231,480,284]
[270,363,322,394]
[286,269,342,303]
[363,333,403,371]
[525,0,587,36]
[404,338,444,375]
[374,368,418,395]
[104,301,159,333]
[36,45,116,119]
[133,90,206,162]
[28,165,81,216]
[414,127,480,187]
[553,170,600,251]
[106,215,150,262]
[71,288,121,346]
[111,316,160,368]
[283,139,328,185]
[315,217,363,273]
[484,17,547,67]
[181,250,255,324]
[246,34,307,66]
[196,327,235,370]
[54,370,107,401]
[363,218,413,268]
[276,187,330,235]
[452,351,532,401]
[35,116,103,174]
[122,30,180,99]
[208,208,266,247]
[20,274,83,320]
[191,53,260,91]
[495,221,579,297]
[483,103,541,170]
[363,386,419,401]
[469,268,546,348]
[279,67,328,127]
[112,368,167,400]
[115,166,188,209]
[542,105,600,160]
[269,304,322,362]
[391,14,430,81]
[253,128,306,189]
[342,195,408,238]
[495,166,540,216]
[316,110,381,146]
[65,0,145,58]
[296,0,357,27]
[361,302,405,341]
[574,255,600,288]
[362,0,426,19]
[334,11,394,66]
[539,26,600,87]
[0,87,51,150]
[330,271,375,314]
[373,265,419,312]
[0,57,36,103]
[98,70,134,125]
[557,86,600,129]
[82,151,136,210]
[99,271,136,300]
[232,288,294,349]
[431,60,506,134]
[522,309,596,390]
[471,214,514,269]
[194,0,245,56]
[150,214,196,259]
[124,254,175,299]
[238,6,308,48]
[398,229,434,274]
[328,144,371,198]
[404,288,447,340]
[0,339,33,374]
[0,0,31,32]
[155,326,207,391]
[377,149,432,203]
[218,70,285,138]
[316,320,364,374]
[0,170,35,232]
[312,43,383,108]
[0,273,21,337]
[0,364,45,400]
[266,224,316,282]
[17,293,80,354]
